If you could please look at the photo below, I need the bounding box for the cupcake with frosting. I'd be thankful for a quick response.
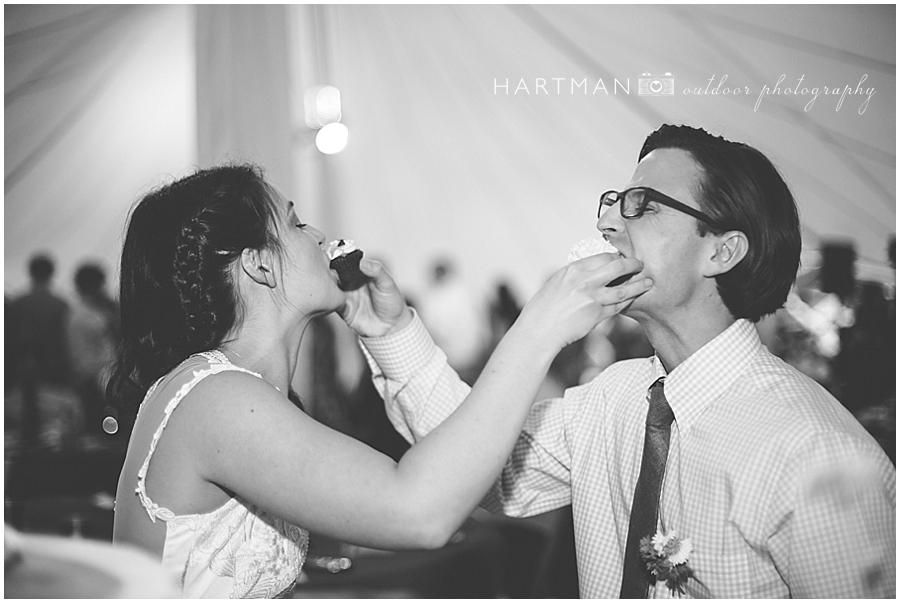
[567,237,635,286]
[327,239,367,291]
[567,237,618,263]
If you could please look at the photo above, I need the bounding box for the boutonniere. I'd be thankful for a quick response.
[639,529,695,596]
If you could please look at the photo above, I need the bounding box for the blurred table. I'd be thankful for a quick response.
[292,517,506,598]
[4,528,179,598]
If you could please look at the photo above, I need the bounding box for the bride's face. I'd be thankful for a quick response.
[269,188,345,315]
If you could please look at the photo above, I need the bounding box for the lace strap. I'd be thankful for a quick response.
[135,353,262,523]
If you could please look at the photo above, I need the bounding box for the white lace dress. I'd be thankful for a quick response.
[134,351,308,598]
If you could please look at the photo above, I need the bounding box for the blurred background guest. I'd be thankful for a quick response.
[10,254,71,386]
[487,280,522,349]
[417,259,490,385]
[8,254,71,449]
[67,263,118,440]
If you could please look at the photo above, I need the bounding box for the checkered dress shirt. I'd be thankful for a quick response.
[361,313,896,598]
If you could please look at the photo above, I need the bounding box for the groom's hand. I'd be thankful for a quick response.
[339,259,413,337]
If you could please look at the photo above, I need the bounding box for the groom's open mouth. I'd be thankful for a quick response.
[608,272,635,287]
[607,245,639,287]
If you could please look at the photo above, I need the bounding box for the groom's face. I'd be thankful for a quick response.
[595,148,712,321]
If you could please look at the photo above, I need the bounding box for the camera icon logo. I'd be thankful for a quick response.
[638,72,675,96]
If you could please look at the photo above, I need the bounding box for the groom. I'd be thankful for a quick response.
[353,124,895,597]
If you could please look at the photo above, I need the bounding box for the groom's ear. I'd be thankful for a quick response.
[240,248,276,288]
[703,230,748,277]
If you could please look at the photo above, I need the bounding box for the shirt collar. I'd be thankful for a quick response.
[650,319,762,430]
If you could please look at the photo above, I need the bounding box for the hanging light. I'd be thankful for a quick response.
[315,122,349,154]
[305,85,349,154]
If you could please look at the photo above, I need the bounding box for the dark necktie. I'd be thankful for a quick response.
[619,378,675,598]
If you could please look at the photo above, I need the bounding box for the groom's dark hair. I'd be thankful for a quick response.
[640,124,801,323]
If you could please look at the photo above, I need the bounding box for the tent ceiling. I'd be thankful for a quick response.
[5,5,894,302]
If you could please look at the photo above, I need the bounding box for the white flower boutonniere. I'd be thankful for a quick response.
[639,529,695,595]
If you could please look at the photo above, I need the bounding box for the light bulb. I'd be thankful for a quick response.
[315,122,349,154]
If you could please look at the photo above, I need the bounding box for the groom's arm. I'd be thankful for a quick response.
[360,309,471,442]
[360,310,574,517]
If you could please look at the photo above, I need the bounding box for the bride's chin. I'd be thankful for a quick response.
[329,294,347,313]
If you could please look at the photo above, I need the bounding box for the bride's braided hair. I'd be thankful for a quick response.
[108,164,282,405]
[173,213,226,352]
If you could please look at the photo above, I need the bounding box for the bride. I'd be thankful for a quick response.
[110,163,648,597]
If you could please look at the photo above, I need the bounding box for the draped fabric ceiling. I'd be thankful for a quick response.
[5,5,195,296]
[5,5,896,306]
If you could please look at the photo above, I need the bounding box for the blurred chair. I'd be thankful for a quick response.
[12,495,114,541]
[5,447,124,541]
[474,506,580,598]
[293,510,577,598]
[478,512,556,598]
[294,517,505,598]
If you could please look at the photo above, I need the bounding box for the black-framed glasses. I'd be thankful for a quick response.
[598,187,715,225]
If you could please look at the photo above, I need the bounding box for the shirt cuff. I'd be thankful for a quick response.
[360,309,439,379]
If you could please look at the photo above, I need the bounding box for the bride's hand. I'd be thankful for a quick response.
[511,253,651,352]
[340,259,412,337]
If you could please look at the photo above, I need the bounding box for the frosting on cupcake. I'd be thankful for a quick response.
[326,239,359,260]
[567,237,618,263]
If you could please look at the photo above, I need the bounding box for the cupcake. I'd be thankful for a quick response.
[567,237,634,286]
[327,239,367,291]
[567,237,618,263]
